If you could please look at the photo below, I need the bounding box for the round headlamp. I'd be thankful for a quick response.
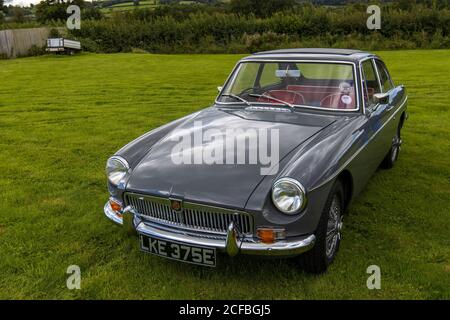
[106,156,129,186]
[271,177,307,215]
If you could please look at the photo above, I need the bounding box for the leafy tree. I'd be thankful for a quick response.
[83,7,103,20]
[36,1,70,22]
[159,0,179,4]
[35,0,102,23]
[12,6,26,23]
[397,0,415,10]
[0,0,5,20]
[229,0,296,17]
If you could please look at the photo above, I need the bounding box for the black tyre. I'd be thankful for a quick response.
[298,180,344,274]
[381,125,402,169]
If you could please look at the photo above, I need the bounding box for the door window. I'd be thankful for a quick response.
[375,60,394,92]
[361,60,381,109]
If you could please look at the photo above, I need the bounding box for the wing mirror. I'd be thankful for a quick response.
[373,92,389,104]
[217,86,223,93]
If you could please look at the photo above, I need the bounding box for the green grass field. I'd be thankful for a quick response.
[100,0,159,14]
[0,50,449,299]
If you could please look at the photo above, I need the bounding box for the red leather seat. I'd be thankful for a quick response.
[287,85,340,105]
[257,90,305,105]
[287,85,340,92]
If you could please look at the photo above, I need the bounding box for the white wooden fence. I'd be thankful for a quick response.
[0,27,50,58]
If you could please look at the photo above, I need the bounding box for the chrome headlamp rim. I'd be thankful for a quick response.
[271,177,307,215]
[106,155,130,186]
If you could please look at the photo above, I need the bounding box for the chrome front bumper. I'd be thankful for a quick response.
[104,201,315,257]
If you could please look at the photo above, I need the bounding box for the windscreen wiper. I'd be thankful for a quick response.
[248,93,295,111]
[221,93,251,106]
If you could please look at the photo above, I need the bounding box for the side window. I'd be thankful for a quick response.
[375,60,394,92]
[361,60,381,108]
[259,63,282,88]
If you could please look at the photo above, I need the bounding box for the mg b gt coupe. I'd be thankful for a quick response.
[104,49,408,273]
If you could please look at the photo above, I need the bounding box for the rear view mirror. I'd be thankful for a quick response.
[217,86,223,93]
[275,70,301,78]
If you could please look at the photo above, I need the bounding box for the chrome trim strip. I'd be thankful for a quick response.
[240,234,315,256]
[310,97,408,192]
[215,59,361,113]
[372,58,383,94]
[358,56,375,115]
[135,221,316,256]
[245,106,292,112]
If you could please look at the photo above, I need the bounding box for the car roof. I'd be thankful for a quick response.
[242,48,377,63]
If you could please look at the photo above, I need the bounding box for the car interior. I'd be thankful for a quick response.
[244,79,359,110]
[240,63,361,110]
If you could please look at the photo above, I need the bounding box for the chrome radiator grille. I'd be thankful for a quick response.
[124,193,254,235]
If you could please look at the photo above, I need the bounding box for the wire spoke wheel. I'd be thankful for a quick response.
[325,195,342,259]
[391,133,401,163]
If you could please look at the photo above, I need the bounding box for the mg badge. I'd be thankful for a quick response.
[170,199,182,212]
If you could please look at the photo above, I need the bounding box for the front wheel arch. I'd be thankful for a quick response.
[298,179,344,273]
[336,170,353,211]
[399,111,406,132]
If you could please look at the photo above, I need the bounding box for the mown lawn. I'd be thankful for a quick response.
[100,0,159,14]
[0,50,449,299]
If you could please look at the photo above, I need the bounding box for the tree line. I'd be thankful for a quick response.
[1,0,449,53]
[69,1,450,53]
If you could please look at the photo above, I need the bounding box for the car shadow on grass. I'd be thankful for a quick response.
[140,249,315,279]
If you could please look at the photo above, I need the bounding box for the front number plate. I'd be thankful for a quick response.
[139,234,216,267]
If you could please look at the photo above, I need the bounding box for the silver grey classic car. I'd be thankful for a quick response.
[104,49,408,273]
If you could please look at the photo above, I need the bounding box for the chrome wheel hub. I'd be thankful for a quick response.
[392,134,402,162]
[326,196,342,259]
